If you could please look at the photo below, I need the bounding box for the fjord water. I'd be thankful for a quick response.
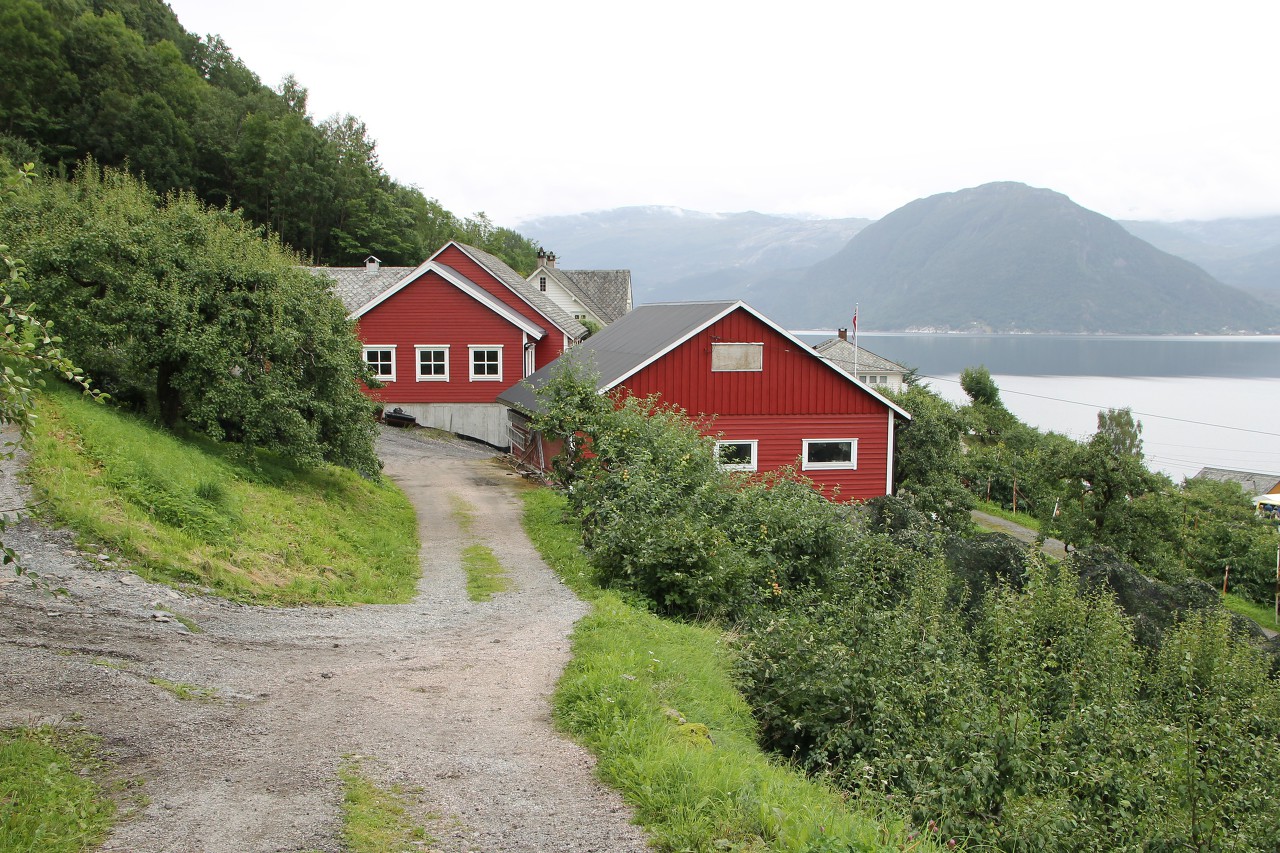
[862,334,1280,483]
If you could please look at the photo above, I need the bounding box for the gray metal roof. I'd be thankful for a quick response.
[545,268,633,324]
[498,300,911,422]
[813,337,908,375]
[308,266,418,313]
[499,301,738,413]
[453,243,588,340]
[1193,467,1280,495]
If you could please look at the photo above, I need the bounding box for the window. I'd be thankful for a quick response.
[802,438,857,470]
[539,276,547,291]
[859,374,889,386]
[469,345,503,381]
[711,342,763,372]
[363,346,396,381]
[715,440,757,472]
[415,345,449,381]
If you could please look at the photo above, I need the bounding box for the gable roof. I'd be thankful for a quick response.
[1193,467,1280,495]
[312,265,417,314]
[813,337,908,375]
[538,267,633,324]
[443,243,588,340]
[499,300,910,420]
[309,260,547,339]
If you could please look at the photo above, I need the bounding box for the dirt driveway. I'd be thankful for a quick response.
[0,427,649,852]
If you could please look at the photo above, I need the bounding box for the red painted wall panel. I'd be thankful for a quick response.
[617,308,896,500]
[434,245,570,368]
[357,270,526,404]
[624,311,885,417]
[712,413,891,502]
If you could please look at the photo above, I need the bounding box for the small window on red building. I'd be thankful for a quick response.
[711,342,762,371]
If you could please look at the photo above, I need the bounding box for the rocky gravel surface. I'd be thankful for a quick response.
[0,427,650,852]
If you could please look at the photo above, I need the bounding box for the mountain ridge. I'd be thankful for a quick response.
[521,186,1280,333]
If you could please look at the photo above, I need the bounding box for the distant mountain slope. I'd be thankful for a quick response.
[758,182,1279,333]
[1121,218,1280,297]
[517,207,870,301]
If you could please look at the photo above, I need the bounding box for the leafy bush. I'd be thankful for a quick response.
[0,161,380,476]
[738,548,1280,851]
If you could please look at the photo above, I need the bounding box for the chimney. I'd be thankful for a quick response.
[837,328,847,341]
[546,251,557,269]
[365,255,381,272]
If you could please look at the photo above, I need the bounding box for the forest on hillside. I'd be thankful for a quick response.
[0,0,539,270]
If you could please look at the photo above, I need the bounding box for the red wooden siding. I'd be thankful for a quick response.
[713,413,890,501]
[434,244,568,368]
[617,307,896,501]
[624,310,885,417]
[357,270,526,404]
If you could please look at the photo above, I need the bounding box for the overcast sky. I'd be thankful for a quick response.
[165,0,1280,227]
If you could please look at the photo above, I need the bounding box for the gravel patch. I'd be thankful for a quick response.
[0,426,650,852]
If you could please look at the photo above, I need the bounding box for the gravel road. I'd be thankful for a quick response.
[0,427,650,852]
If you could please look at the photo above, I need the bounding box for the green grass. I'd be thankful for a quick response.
[521,488,933,853]
[449,494,475,533]
[461,544,511,601]
[154,607,203,633]
[974,499,1042,532]
[1222,591,1280,631]
[338,758,438,852]
[25,387,420,605]
[148,677,217,702]
[0,726,117,852]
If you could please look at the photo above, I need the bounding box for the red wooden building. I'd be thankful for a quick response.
[499,300,910,501]
[313,242,587,446]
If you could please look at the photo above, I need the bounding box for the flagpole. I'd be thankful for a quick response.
[852,303,859,382]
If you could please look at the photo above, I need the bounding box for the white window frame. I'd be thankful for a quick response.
[715,439,758,472]
[469,345,503,382]
[363,345,396,381]
[415,345,449,382]
[802,438,858,471]
[711,342,763,372]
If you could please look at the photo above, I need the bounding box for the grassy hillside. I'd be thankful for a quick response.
[25,387,418,604]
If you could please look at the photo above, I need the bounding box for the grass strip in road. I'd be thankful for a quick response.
[521,487,923,853]
[25,387,419,605]
[461,543,511,601]
[338,758,438,852]
[0,726,117,852]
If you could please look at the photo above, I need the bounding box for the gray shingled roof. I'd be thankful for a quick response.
[813,337,908,376]
[547,268,633,324]
[1193,467,1280,495]
[308,266,418,313]
[499,301,738,414]
[307,243,588,340]
[453,244,588,340]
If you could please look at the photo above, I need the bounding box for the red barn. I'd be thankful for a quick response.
[499,300,910,501]
[313,242,586,446]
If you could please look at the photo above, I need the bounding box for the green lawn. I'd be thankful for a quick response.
[974,499,1042,532]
